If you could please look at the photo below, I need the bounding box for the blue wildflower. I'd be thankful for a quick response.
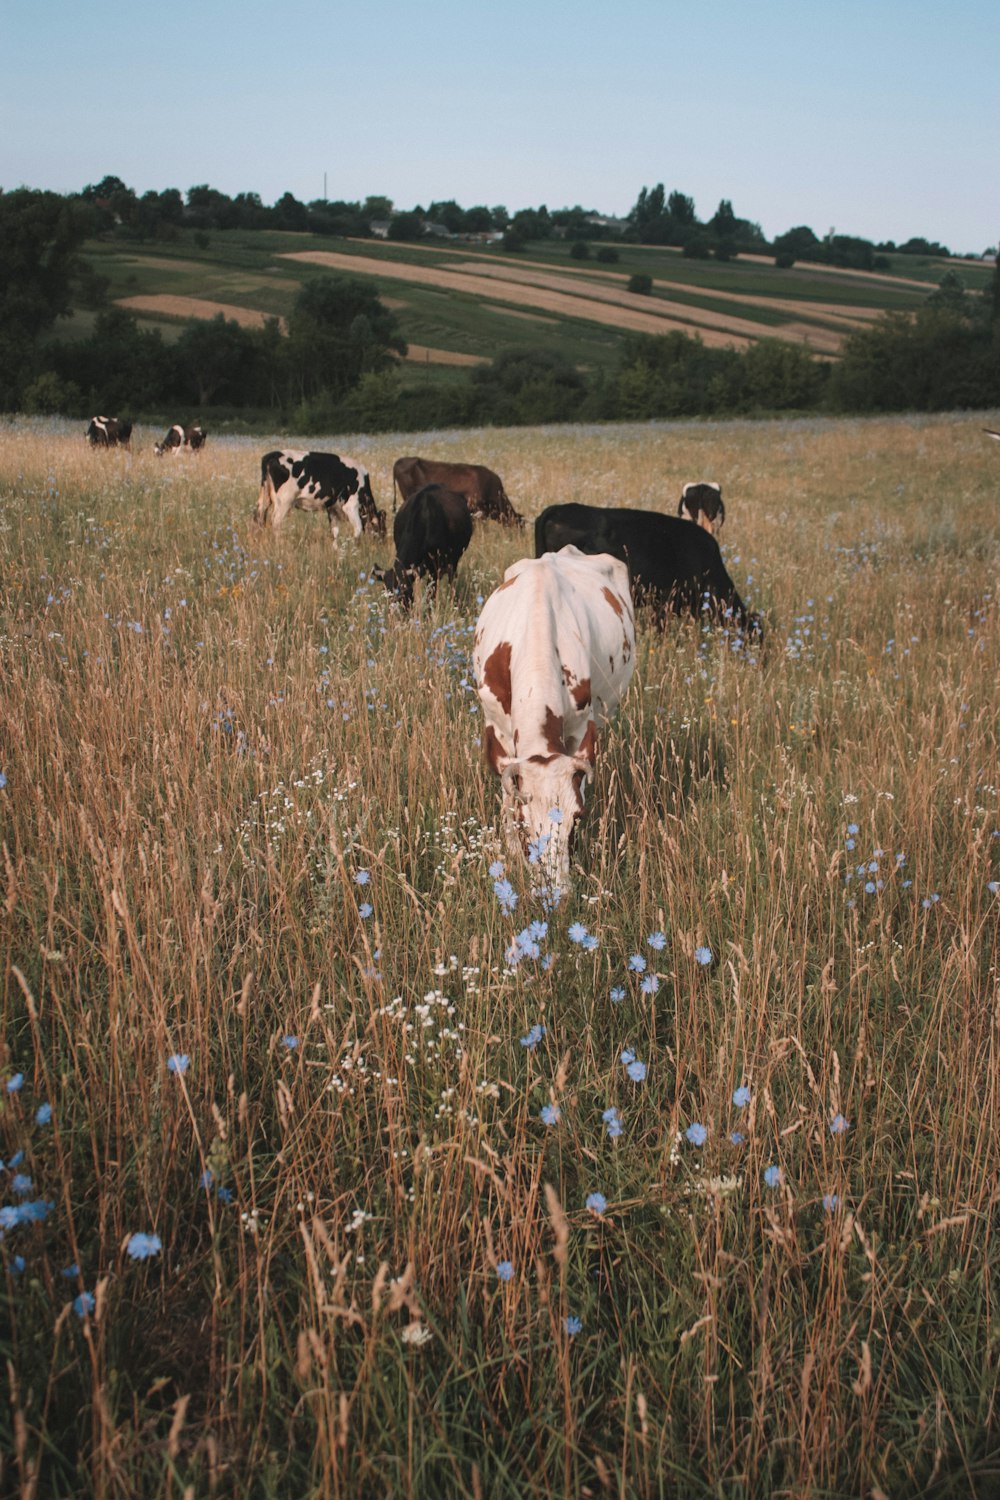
[74,1291,95,1319]
[216,1186,233,1203]
[640,974,659,995]
[732,1086,751,1108]
[865,881,876,894]
[582,933,599,951]
[647,931,666,950]
[17,1200,55,1223]
[685,1122,707,1146]
[35,1103,52,1126]
[763,1165,782,1187]
[988,881,999,895]
[694,946,712,966]
[586,1192,607,1215]
[358,902,373,919]
[496,1260,514,1282]
[488,860,505,879]
[609,985,625,1003]
[567,922,589,944]
[167,1054,189,1075]
[126,1231,162,1260]
[354,869,371,885]
[527,833,551,865]
[822,1193,840,1213]
[0,773,6,790]
[626,1060,647,1083]
[528,920,548,942]
[845,838,856,851]
[540,1103,561,1126]
[60,1263,80,1279]
[10,1255,25,1275]
[847,824,859,835]
[829,1113,850,1135]
[547,807,563,824]
[602,1106,620,1123]
[282,1035,299,1049]
[620,1048,635,1065]
[564,1315,582,1336]
[11,1174,32,1195]
[493,879,517,914]
[200,1169,214,1189]
[628,954,647,973]
[606,1116,623,1138]
[730,1131,745,1146]
[520,1024,545,1050]
[5,1073,23,1093]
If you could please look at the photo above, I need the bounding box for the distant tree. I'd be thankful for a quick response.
[174,314,258,406]
[363,195,394,222]
[570,240,590,259]
[273,192,309,232]
[463,205,494,234]
[628,272,653,294]
[388,211,424,241]
[667,191,696,225]
[0,188,91,408]
[427,200,465,234]
[285,275,406,401]
[490,205,510,230]
[502,228,527,252]
[472,346,587,424]
[772,225,820,267]
[897,236,951,258]
[682,234,712,259]
[927,269,971,317]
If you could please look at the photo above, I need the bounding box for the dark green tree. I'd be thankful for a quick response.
[285,276,406,401]
[0,188,92,408]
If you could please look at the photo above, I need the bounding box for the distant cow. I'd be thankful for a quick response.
[474,546,635,885]
[373,484,473,608]
[255,450,385,538]
[155,423,207,456]
[393,456,522,526]
[535,503,761,640]
[678,481,725,533]
[86,416,132,449]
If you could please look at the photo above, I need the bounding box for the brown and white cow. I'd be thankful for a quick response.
[473,546,635,885]
[678,481,725,533]
[155,423,206,455]
[393,456,522,526]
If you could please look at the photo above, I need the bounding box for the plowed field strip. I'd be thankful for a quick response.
[405,344,487,366]
[280,250,758,350]
[116,295,288,331]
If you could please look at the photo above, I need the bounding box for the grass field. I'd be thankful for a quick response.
[71,231,992,378]
[1,412,999,1496]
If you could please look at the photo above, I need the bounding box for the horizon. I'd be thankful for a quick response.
[5,0,999,256]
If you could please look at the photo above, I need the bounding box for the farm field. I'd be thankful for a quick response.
[1,412,999,1496]
[71,230,990,376]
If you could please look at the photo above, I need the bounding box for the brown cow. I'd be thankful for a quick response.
[393,456,522,526]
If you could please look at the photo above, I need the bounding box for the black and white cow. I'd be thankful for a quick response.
[535,503,761,640]
[373,484,473,608]
[86,416,132,449]
[254,450,385,538]
[154,423,207,456]
[678,481,725,533]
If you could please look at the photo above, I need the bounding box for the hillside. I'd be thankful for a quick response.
[72,230,987,381]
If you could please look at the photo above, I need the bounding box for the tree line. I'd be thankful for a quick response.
[2,183,998,431]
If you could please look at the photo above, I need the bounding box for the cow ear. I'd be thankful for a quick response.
[572,752,595,784]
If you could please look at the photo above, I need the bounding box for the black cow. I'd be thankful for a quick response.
[535,503,761,640]
[86,416,132,449]
[155,423,207,456]
[373,484,473,608]
[393,456,522,526]
[255,450,385,538]
[678,481,725,533]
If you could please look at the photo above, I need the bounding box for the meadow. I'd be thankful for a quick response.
[0,412,998,1497]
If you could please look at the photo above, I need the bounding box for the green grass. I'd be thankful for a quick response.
[1,413,999,1496]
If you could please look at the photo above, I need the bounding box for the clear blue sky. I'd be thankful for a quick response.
[4,0,998,253]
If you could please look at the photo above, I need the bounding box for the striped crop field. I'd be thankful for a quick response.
[1,411,998,1495]
[74,231,991,374]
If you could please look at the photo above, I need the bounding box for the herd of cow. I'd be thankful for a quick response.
[86,417,761,884]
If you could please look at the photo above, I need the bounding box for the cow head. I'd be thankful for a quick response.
[372,563,415,608]
[499,752,594,884]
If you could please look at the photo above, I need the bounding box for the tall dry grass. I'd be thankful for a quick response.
[0,413,998,1497]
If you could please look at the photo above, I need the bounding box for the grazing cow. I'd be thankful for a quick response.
[535,503,761,640]
[255,450,385,538]
[393,456,522,526]
[474,546,635,884]
[678,481,725,533]
[154,423,207,456]
[86,416,132,449]
[373,483,473,608]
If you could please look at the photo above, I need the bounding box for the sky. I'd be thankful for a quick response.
[4,0,998,254]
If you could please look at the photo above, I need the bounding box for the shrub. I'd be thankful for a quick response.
[596,247,620,263]
[570,241,590,259]
[627,273,653,295]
